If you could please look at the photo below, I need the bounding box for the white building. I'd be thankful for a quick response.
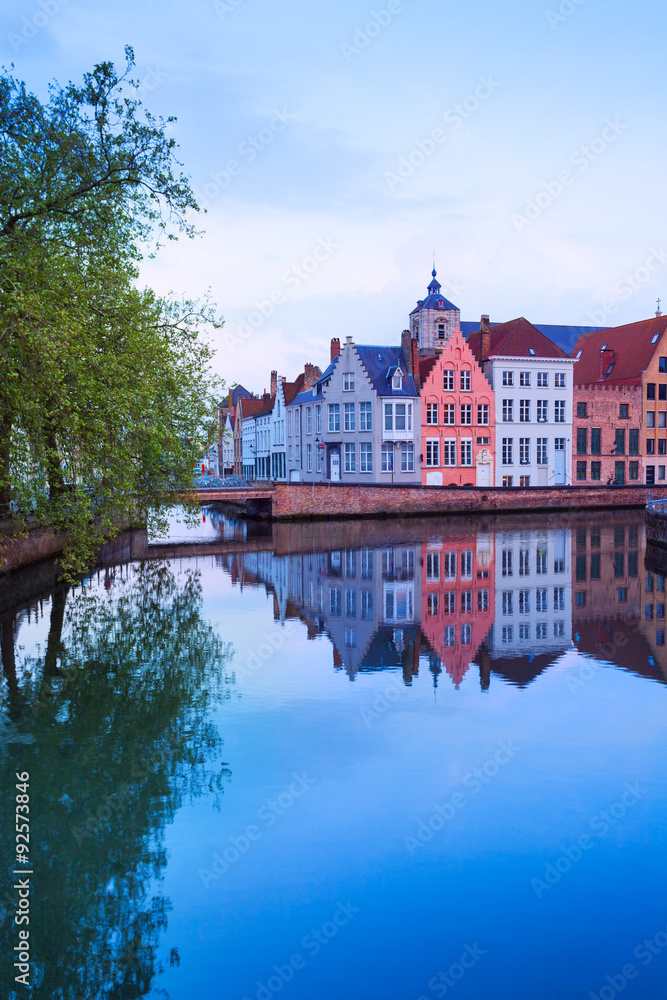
[468,317,575,486]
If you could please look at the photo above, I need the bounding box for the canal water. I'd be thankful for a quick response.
[1,508,666,1000]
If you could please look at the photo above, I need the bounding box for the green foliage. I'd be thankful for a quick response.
[0,47,224,577]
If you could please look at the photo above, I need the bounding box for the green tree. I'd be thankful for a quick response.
[0,48,223,577]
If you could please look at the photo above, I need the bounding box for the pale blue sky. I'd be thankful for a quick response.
[3,0,666,389]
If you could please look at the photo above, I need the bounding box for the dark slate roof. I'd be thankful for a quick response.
[410,269,459,316]
[230,384,254,406]
[467,317,569,361]
[571,316,667,386]
[355,345,418,396]
[460,321,605,355]
[291,384,325,405]
[315,358,339,386]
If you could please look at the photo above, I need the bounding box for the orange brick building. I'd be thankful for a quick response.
[572,315,667,486]
[417,328,495,487]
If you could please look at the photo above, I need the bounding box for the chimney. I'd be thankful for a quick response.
[401,330,412,372]
[599,346,613,381]
[480,315,491,363]
[270,370,277,396]
[412,336,421,391]
[303,363,320,389]
[330,337,341,361]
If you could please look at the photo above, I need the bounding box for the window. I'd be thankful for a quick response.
[306,407,312,435]
[520,371,531,387]
[502,438,514,465]
[437,324,445,340]
[316,443,323,471]
[502,590,514,615]
[537,400,548,422]
[444,626,456,647]
[460,370,471,391]
[660,413,667,428]
[536,622,548,639]
[381,444,393,472]
[330,588,342,616]
[519,590,530,614]
[343,372,355,391]
[444,552,457,580]
[384,403,393,432]
[461,550,473,580]
[345,588,357,618]
[618,403,629,419]
[427,594,439,616]
[502,399,514,422]
[629,461,639,480]
[519,438,530,465]
[502,549,513,577]
[328,403,340,432]
[519,399,531,422]
[615,429,625,455]
[426,439,440,467]
[345,442,356,473]
[590,461,601,481]
[307,444,313,472]
[316,405,322,434]
[288,410,293,436]
[477,403,489,425]
[629,428,639,454]
[344,402,356,432]
[555,373,566,388]
[648,411,656,428]
[535,588,547,612]
[359,402,372,431]
[519,623,530,639]
[574,428,587,455]
[426,403,438,425]
[443,403,455,425]
[443,439,457,466]
[554,587,565,611]
[401,442,414,472]
[461,403,472,425]
[461,439,473,467]
[537,372,548,387]
[647,383,656,400]
[519,549,530,576]
[478,589,489,611]
[477,436,490,445]
[661,466,667,481]
[502,626,514,643]
[384,402,412,433]
[661,385,667,401]
[536,438,548,465]
[647,439,655,455]
[443,369,454,391]
[647,465,656,485]
[536,547,547,574]
[587,427,600,456]
[392,371,403,390]
[426,552,440,581]
[502,476,513,487]
[360,442,373,472]
[554,401,566,423]
[461,591,472,613]
[661,358,667,373]
[361,549,373,580]
[576,461,587,481]
[502,371,514,386]
[443,593,456,614]
[577,402,587,417]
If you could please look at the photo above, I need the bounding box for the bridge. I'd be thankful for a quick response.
[195,487,274,517]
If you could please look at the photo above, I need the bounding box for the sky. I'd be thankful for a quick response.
[3,0,667,392]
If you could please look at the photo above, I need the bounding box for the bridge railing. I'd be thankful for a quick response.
[194,475,262,490]
[646,491,667,513]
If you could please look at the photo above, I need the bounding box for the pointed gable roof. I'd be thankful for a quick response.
[571,316,667,386]
[467,317,569,361]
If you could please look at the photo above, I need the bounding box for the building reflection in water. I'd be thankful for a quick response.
[217,510,667,691]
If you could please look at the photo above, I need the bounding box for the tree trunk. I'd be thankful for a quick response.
[0,409,12,511]
[44,584,68,678]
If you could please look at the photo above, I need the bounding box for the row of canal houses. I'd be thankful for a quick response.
[221,268,667,487]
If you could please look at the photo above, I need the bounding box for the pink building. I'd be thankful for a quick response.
[418,328,495,487]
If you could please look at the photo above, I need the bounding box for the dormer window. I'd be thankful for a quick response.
[392,371,403,390]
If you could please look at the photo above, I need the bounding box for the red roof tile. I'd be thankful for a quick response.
[571,316,667,386]
[467,317,569,361]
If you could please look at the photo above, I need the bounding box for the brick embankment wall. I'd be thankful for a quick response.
[646,512,667,549]
[271,483,652,520]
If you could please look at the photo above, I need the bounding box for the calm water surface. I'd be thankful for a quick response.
[1,509,666,1000]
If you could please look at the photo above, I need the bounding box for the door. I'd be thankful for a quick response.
[554,438,566,484]
[330,449,340,482]
[615,461,626,485]
[476,463,490,487]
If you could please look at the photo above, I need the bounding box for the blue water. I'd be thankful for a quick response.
[1,509,666,999]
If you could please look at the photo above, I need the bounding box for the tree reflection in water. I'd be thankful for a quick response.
[0,561,232,999]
